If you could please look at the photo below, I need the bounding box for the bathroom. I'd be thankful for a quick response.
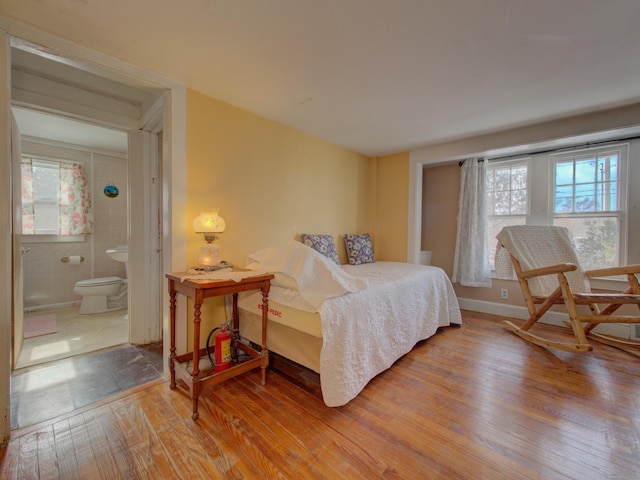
[16,110,130,369]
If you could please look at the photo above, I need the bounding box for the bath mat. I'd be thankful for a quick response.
[24,314,58,338]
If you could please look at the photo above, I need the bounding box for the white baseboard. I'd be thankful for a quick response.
[458,298,631,340]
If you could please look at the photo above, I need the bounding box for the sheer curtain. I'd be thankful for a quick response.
[452,158,491,287]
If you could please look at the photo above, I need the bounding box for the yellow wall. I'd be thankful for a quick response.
[185,90,373,340]
[187,90,372,266]
[374,152,409,261]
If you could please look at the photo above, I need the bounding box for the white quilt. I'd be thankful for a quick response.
[245,242,462,406]
[320,262,461,406]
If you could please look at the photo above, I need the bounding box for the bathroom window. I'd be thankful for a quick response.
[21,157,94,237]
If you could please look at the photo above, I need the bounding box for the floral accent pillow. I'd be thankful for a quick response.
[344,233,375,265]
[301,234,341,265]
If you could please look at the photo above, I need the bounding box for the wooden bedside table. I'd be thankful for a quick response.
[166,271,274,420]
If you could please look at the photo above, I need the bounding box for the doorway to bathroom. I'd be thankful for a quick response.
[14,112,132,369]
[9,43,165,370]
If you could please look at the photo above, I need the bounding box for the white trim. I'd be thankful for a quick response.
[406,155,421,264]
[20,134,127,158]
[0,28,12,446]
[458,297,631,340]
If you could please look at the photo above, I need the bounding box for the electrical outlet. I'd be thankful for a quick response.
[500,288,508,299]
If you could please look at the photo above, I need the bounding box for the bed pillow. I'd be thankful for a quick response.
[344,233,375,265]
[301,234,341,265]
[245,240,368,310]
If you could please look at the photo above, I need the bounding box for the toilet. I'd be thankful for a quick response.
[74,245,129,314]
[74,276,128,314]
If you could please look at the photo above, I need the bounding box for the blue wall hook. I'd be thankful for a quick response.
[104,184,119,198]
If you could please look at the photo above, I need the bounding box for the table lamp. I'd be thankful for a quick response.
[193,209,226,266]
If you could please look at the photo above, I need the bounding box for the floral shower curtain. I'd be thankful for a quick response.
[21,157,94,235]
[452,158,491,287]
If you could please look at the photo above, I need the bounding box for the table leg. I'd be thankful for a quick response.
[191,301,203,420]
[192,301,202,377]
[191,382,201,420]
[260,284,269,386]
[232,292,239,364]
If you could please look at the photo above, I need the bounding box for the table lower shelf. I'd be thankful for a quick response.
[170,342,268,419]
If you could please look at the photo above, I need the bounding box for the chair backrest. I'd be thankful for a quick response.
[496,225,591,296]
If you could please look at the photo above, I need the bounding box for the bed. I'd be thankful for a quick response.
[237,241,462,407]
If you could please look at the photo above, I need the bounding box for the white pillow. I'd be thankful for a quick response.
[246,241,368,310]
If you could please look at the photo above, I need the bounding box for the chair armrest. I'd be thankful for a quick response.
[585,264,640,278]
[519,263,577,280]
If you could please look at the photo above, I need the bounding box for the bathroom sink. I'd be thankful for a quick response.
[106,245,128,263]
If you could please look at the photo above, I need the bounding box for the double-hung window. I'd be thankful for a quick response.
[552,147,625,270]
[485,143,628,273]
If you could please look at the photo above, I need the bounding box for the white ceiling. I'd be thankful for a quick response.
[2,0,640,156]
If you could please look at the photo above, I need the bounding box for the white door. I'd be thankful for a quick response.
[128,129,162,344]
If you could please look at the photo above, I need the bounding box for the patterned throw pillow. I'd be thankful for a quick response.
[344,233,375,265]
[301,234,341,265]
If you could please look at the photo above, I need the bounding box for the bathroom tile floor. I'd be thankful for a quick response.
[11,342,164,430]
[17,306,129,369]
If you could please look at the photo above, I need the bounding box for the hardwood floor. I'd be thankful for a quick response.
[2,310,639,479]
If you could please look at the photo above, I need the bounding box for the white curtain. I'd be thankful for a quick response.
[452,159,491,287]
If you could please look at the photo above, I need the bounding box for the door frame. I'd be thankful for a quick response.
[0,20,188,443]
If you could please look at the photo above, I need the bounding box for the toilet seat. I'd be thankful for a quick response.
[76,276,122,288]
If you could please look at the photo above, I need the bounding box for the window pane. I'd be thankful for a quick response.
[554,216,618,270]
[554,185,573,213]
[494,168,511,191]
[486,162,529,217]
[34,203,59,234]
[511,189,527,215]
[555,161,573,185]
[32,163,59,202]
[575,158,596,183]
[494,191,510,215]
[574,183,595,212]
[511,166,527,189]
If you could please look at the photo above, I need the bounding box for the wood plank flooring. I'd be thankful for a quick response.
[2,310,639,479]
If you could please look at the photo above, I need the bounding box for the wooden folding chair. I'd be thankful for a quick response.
[495,225,640,355]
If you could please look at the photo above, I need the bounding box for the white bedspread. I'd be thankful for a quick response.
[320,262,461,406]
[244,242,462,407]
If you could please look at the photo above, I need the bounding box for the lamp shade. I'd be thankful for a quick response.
[193,210,226,233]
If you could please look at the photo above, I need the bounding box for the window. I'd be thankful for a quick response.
[486,143,628,272]
[486,159,529,269]
[552,149,622,270]
[21,156,94,237]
